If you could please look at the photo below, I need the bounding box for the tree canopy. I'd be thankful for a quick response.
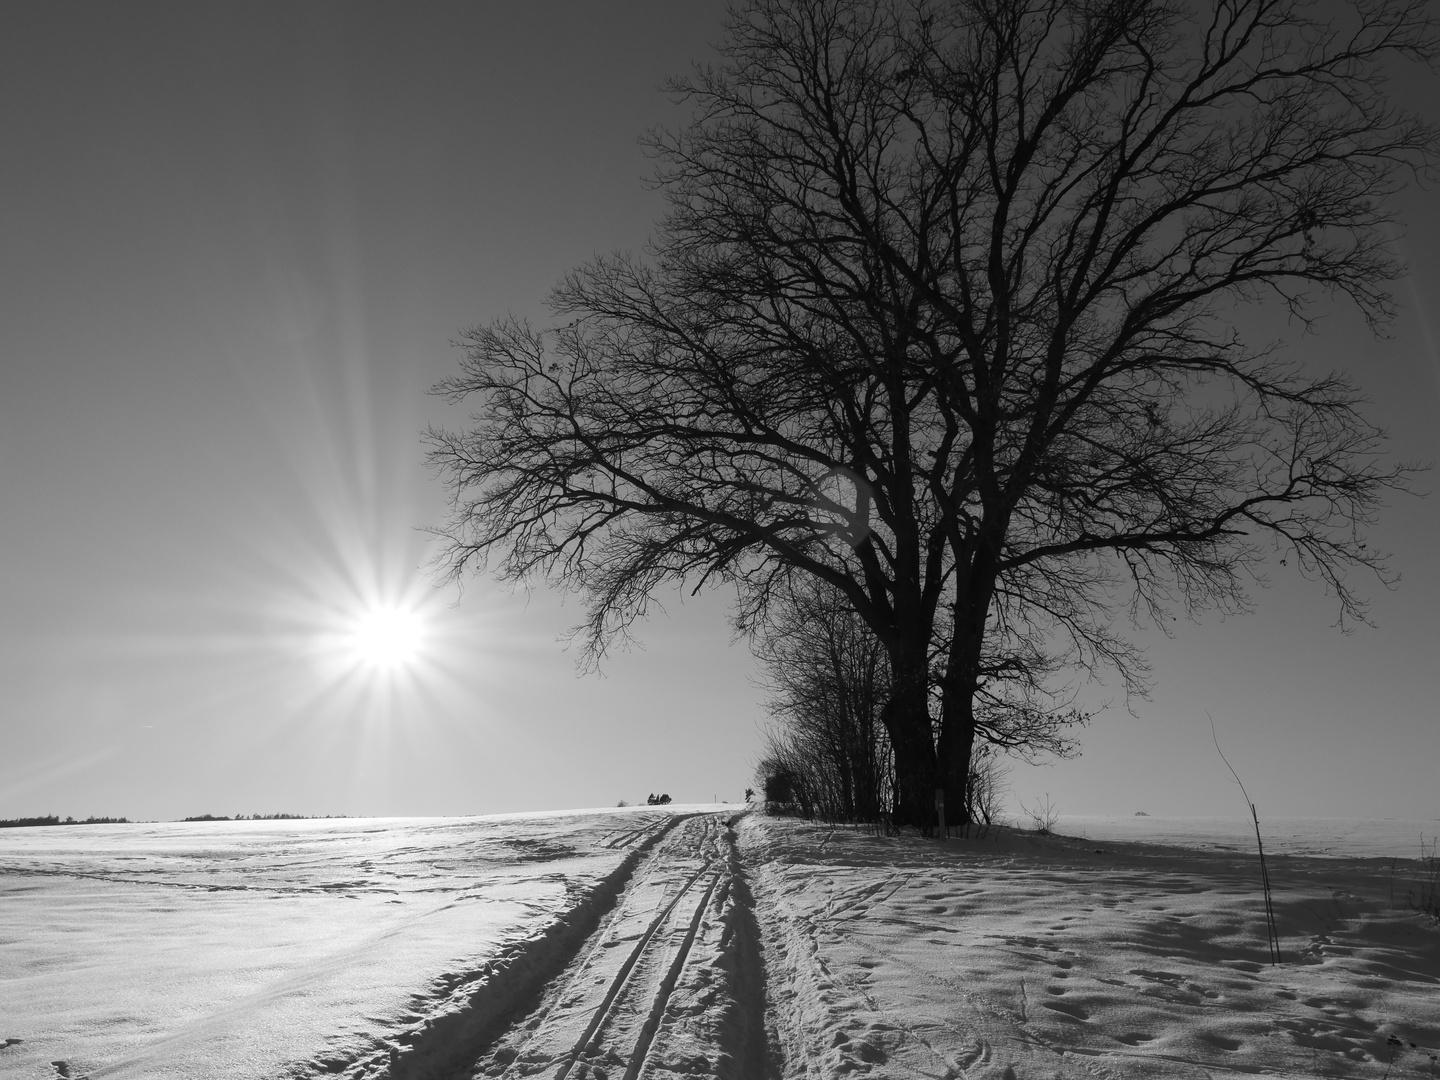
[430,0,1435,826]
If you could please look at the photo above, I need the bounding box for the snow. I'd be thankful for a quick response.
[3,809,1437,1079]
[1052,815,1440,860]
[744,815,1440,1079]
[0,810,683,1079]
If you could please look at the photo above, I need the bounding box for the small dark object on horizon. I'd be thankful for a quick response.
[645,793,672,806]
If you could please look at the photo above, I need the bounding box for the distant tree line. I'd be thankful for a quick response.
[181,813,350,822]
[0,815,129,828]
[0,813,353,828]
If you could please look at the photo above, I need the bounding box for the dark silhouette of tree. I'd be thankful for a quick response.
[429,0,1434,826]
[752,574,1078,826]
[754,577,894,822]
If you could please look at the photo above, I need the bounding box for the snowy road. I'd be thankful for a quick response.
[466,812,769,1079]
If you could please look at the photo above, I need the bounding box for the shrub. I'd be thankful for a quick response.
[1408,837,1440,922]
[1019,793,1059,835]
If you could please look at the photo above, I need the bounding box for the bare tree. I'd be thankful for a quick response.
[754,577,894,822]
[429,0,1433,826]
[753,574,1079,825]
[964,741,1009,830]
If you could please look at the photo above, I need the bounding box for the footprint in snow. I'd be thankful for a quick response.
[1041,998,1091,1021]
[1198,1031,1243,1052]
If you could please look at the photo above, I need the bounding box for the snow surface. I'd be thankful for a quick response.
[3,809,1438,1079]
[1052,815,1440,860]
[0,809,688,1079]
[744,815,1440,1078]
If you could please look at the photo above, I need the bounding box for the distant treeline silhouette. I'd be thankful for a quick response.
[0,815,129,828]
[181,813,350,822]
[0,813,352,828]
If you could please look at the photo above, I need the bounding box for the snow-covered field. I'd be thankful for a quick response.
[1053,815,1440,860]
[751,818,1440,1079]
[0,810,705,1079]
[3,810,1437,1078]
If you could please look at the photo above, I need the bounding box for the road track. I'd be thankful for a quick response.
[462,812,768,1080]
[600,817,674,851]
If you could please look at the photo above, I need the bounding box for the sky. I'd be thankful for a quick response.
[1,1,1437,824]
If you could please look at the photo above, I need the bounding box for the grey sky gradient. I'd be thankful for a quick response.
[2,2,1437,822]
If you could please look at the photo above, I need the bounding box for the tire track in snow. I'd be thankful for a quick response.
[316,815,696,1080]
[475,815,723,1078]
[465,812,775,1080]
[602,817,671,851]
[558,864,721,1080]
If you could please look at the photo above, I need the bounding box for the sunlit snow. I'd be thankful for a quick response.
[2,810,1437,1079]
[0,811,669,1078]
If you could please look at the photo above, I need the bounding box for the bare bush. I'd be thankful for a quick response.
[1020,793,1059,835]
[754,580,893,823]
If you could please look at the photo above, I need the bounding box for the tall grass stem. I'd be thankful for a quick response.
[1208,713,1281,965]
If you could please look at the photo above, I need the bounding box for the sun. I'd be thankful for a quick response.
[347,606,424,671]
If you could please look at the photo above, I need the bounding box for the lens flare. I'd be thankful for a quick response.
[347,606,423,670]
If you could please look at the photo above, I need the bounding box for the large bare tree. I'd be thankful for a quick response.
[429,0,1433,826]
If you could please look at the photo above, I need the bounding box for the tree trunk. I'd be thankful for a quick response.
[938,556,999,829]
[936,691,978,829]
[880,645,936,829]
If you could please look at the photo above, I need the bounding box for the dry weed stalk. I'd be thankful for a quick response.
[1208,714,1281,965]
